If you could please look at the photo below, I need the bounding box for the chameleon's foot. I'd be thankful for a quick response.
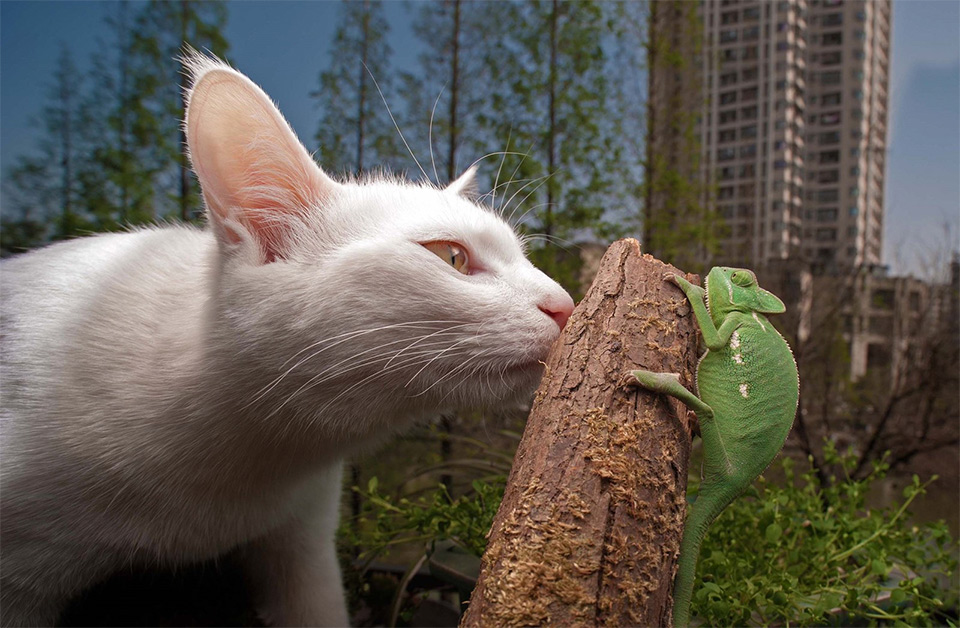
[629,370,714,418]
[631,370,681,391]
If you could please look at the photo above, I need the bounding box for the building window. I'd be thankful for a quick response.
[822,12,843,26]
[719,186,735,200]
[818,189,839,202]
[743,26,760,41]
[718,147,736,161]
[720,91,737,105]
[817,208,838,221]
[850,186,860,197]
[721,29,739,43]
[849,207,859,216]
[743,6,760,20]
[822,31,843,46]
[740,144,757,158]
[719,129,737,143]
[820,131,841,145]
[872,289,895,310]
[742,66,759,81]
[820,112,841,125]
[742,87,758,101]
[721,11,739,25]
[741,124,758,139]
[820,150,840,164]
[821,51,842,66]
[816,228,837,241]
[821,92,842,106]
[850,166,861,176]
[719,109,738,124]
[820,70,842,85]
[819,169,840,183]
[720,71,738,86]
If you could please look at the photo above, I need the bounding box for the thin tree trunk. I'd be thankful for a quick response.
[179,0,190,222]
[60,60,73,237]
[446,0,461,183]
[356,0,370,175]
[462,239,699,627]
[544,0,558,237]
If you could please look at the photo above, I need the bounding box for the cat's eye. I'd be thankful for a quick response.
[422,241,469,274]
[731,270,756,287]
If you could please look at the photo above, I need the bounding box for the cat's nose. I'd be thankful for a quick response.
[539,295,574,330]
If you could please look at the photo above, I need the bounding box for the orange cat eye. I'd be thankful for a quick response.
[422,241,469,274]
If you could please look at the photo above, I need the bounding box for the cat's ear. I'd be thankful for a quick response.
[445,165,479,200]
[184,52,337,262]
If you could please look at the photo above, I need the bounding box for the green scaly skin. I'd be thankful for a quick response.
[630,267,799,627]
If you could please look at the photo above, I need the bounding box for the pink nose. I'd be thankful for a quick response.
[539,299,574,330]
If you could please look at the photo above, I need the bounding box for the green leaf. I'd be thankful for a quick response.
[765,522,783,543]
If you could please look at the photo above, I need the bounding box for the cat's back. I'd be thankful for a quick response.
[1,227,216,423]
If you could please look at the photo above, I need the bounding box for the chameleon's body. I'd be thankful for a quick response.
[631,267,798,627]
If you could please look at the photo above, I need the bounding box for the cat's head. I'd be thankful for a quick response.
[184,53,573,432]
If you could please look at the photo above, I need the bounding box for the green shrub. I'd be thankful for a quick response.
[692,443,958,626]
[347,442,958,626]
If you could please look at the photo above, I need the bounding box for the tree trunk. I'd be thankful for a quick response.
[461,239,699,627]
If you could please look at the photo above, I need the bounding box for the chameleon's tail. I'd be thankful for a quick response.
[672,484,738,627]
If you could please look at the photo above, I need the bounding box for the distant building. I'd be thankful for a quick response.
[646,0,891,270]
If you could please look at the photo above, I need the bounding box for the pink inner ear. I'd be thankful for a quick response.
[186,64,335,262]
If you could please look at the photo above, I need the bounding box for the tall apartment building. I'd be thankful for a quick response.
[646,0,891,270]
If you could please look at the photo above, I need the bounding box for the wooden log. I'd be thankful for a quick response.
[461,239,700,627]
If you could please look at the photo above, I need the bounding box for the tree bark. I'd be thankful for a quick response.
[461,239,700,627]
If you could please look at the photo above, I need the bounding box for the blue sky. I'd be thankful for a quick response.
[2,1,957,276]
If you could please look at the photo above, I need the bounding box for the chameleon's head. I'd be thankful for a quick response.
[705,267,786,318]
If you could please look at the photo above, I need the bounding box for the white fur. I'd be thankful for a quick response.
[0,53,573,626]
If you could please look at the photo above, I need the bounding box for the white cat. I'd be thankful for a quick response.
[0,53,573,627]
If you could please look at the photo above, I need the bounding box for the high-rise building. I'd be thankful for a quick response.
[646,0,891,271]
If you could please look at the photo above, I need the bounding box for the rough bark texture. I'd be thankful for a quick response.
[461,239,700,627]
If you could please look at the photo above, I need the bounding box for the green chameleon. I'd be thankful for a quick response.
[630,267,799,627]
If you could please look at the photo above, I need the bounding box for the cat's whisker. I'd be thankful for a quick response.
[267,347,469,421]
[363,61,429,182]
[401,333,490,388]
[495,146,534,217]
[428,85,446,185]
[490,130,513,211]
[311,348,479,419]
[267,329,495,418]
[247,321,469,408]
[258,334,463,414]
[438,348,497,404]
[412,348,493,398]
[282,320,463,369]
[521,233,582,252]
[504,173,553,226]
[383,322,477,369]
[512,202,553,231]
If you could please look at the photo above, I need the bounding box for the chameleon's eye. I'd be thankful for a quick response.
[422,241,470,274]
[731,270,756,287]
